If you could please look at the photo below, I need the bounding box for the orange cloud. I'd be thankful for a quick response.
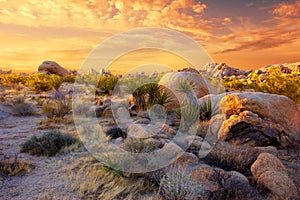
[215,1,300,54]
[273,1,300,18]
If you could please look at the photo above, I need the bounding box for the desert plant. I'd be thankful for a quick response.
[224,66,300,102]
[97,75,119,94]
[199,99,212,121]
[0,74,28,86]
[70,157,156,200]
[159,169,205,200]
[63,74,76,83]
[43,98,72,119]
[123,138,158,153]
[175,79,196,94]
[0,154,33,176]
[26,73,63,91]
[13,102,35,116]
[20,130,80,157]
[205,142,259,175]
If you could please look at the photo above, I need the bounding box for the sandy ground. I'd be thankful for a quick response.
[0,112,91,200]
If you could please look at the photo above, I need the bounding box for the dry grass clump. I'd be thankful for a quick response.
[159,168,205,200]
[205,142,259,175]
[0,155,33,177]
[38,115,74,130]
[70,157,157,200]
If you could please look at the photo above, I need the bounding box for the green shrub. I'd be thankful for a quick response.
[20,130,80,157]
[63,74,76,83]
[0,74,28,86]
[13,103,35,116]
[224,66,300,102]
[159,170,205,200]
[43,99,71,119]
[97,75,119,94]
[26,73,63,91]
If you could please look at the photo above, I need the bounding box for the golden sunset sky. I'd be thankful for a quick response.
[0,0,299,73]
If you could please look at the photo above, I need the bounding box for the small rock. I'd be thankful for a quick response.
[223,171,249,190]
[134,118,151,124]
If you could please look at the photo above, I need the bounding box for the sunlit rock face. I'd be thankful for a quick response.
[38,60,71,77]
[198,92,300,147]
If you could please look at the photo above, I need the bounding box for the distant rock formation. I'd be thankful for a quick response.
[178,67,199,74]
[38,61,76,77]
[201,63,252,78]
[0,69,12,75]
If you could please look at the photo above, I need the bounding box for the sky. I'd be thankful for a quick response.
[0,0,299,73]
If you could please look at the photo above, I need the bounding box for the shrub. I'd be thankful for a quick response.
[26,73,63,91]
[20,130,80,157]
[224,66,300,102]
[0,155,33,176]
[43,98,71,118]
[205,142,259,175]
[159,169,204,200]
[63,74,76,83]
[13,103,35,116]
[97,75,119,94]
[0,74,28,86]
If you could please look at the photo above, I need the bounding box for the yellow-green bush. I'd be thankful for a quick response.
[63,74,76,83]
[26,73,63,91]
[224,66,300,102]
[0,74,28,86]
[97,75,119,94]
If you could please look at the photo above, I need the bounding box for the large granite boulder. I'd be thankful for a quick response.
[159,72,210,110]
[38,61,71,77]
[200,92,300,146]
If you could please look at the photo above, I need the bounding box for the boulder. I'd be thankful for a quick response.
[219,92,300,140]
[250,153,288,180]
[257,171,297,198]
[158,72,210,110]
[200,92,300,146]
[38,61,71,77]
[190,164,221,192]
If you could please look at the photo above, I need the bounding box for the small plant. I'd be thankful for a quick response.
[123,138,158,153]
[175,79,196,94]
[20,130,80,157]
[199,99,212,121]
[97,75,119,95]
[206,142,259,175]
[43,98,71,118]
[13,102,35,116]
[0,154,33,176]
[63,74,76,83]
[159,169,204,200]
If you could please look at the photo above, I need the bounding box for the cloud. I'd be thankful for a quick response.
[216,1,300,54]
[0,0,211,40]
[272,1,300,18]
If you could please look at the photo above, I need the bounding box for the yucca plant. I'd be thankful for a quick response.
[154,88,171,106]
[199,99,212,121]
